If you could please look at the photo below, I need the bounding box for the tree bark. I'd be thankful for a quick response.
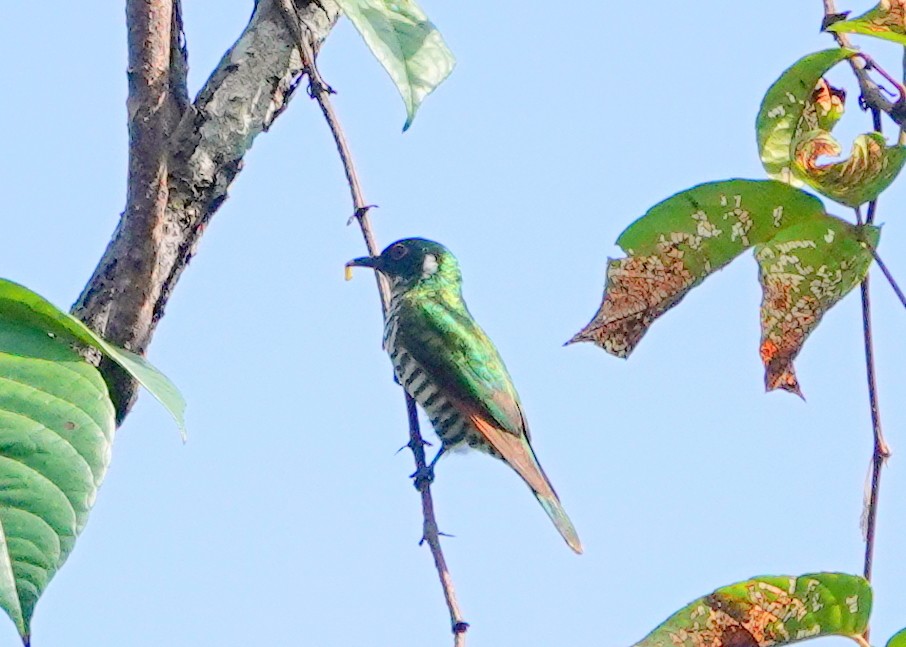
[73,0,340,420]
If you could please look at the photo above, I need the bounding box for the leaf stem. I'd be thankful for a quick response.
[278,2,469,642]
[867,248,906,310]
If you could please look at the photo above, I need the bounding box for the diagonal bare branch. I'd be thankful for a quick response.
[278,3,470,641]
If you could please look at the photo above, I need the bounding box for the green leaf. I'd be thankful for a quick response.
[756,49,856,182]
[632,573,871,647]
[887,628,906,647]
[568,179,826,356]
[0,279,186,440]
[792,130,906,207]
[757,219,878,396]
[0,318,115,641]
[827,2,906,46]
[335,0,455,130]
[568,180,877,395]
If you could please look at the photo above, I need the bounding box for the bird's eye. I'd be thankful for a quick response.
[389,244,408,260]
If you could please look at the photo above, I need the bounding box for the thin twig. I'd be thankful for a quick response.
[277,1,469,642]
[823,5,893,641]
[822,0,906,126]
[859,274,891,586]
[407,397,470,646]
[868,248,906,310]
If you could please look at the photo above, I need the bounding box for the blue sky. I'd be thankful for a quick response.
[2,1,906,646]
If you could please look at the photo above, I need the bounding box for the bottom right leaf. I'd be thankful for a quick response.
[633,572,871,647]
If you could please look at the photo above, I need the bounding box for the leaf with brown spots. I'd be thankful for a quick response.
[568,179,826,356]
[631,573,871,647]
[792,131,906,207]
[827,1,906,46]
[756,49,855,183]
[756,219,879,396]
[757,49,906,205]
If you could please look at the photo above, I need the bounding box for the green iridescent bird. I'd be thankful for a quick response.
[347,238,582,554]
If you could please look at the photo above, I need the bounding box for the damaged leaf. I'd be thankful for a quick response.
[827,1,906,46]
[802,79,846,133]
[631,573,871,647]
[757,218,878,396]
[757,49,856,182]
[793,130,906,207]
[568,179,825,356]
[569,180,879,395]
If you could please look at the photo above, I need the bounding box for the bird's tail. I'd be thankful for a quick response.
[468,413,583,554]
[534,490,583,554]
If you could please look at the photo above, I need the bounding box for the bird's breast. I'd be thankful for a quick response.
[388,342,477,450]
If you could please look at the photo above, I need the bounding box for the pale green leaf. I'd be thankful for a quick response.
[0,279,186,440]
[0,319,115,641]
[335,0,455,130]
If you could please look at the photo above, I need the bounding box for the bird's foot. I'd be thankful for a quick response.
[410,463,435,491]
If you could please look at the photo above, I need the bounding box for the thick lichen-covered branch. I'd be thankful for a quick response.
[72,0,340,419]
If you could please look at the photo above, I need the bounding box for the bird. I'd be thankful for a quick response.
[347,237,582,554]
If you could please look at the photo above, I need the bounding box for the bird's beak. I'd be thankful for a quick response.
[345,255,383,280]
[346,255,381,269]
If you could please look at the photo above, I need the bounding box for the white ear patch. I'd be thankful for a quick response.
[422,253,439,278]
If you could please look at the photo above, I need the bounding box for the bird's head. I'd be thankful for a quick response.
[346,238,460,289]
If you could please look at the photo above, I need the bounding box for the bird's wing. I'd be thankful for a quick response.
[396,296,527,439]
[397,296,562,504]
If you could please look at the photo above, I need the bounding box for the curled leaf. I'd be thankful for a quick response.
[793,130,906,207]
[568,180,825,356]
[802,79,846,133]
[632,573,871,647]
[757,220,879,396]
[757,49,856,182]
[827,1,906,46]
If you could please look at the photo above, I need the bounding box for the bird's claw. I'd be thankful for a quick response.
[396,436,431,455]
[410,463,435,490]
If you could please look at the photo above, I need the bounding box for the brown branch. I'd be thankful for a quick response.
[73,0,341,420]
[822,0,906,127]
[277,2,469,642]
[407,396,470,647]
[85,0,182,412]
